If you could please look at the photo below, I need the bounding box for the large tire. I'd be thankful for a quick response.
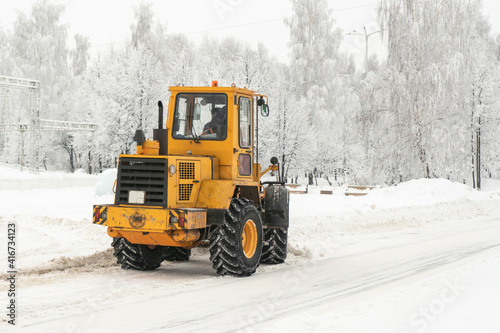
[260,228,288,264]
[209,198,263,277]
[112,237,165,271]
[163,247,191,262]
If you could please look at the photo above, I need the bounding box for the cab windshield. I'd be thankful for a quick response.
[172,93,228,141]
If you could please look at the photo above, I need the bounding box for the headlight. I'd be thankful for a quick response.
[169,164,177,175]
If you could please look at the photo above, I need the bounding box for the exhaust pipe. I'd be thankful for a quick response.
[158,101,163,129]
[153,100,168,155]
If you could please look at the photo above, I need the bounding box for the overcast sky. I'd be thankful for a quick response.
[1,0,500,67]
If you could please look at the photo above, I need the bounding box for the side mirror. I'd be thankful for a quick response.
[261,104,270,117]
[193,103,201,120]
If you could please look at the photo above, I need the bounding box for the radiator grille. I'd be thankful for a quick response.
[179,162,195,180]
[178,184,193,201]
[115,157,168,207]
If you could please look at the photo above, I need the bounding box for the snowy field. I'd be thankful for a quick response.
[0,165,500,332]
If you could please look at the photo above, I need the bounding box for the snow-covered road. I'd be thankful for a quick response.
[1,167,500,332]
[13,215,500,333]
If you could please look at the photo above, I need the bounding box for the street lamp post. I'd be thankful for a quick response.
[347,26,380,75]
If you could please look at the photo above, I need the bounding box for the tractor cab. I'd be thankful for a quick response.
[166,81,268,181]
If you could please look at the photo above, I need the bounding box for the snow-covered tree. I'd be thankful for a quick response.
[358,0,497,184]
[469,37,500,189]
[8,0,72,170]
[71,34,91,77]
[166,34,196,86]
[131,2,154,50]
[81,45,165,170]
[285,0,359,180]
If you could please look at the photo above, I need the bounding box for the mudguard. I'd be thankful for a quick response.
[262,185,289,228]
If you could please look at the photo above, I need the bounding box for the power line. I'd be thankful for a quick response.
[89,2,378,49]
[177,3,378,36]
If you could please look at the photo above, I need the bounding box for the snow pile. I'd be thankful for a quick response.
[368,178,483,207]
[95,168,117,196]
[0,167,114,270]
[0,165,97,190]
[287,178,500,261]
[0,249,115,279]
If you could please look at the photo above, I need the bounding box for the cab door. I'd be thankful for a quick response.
[236,96,253,178]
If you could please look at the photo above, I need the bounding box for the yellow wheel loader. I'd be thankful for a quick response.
[93,82,289,277]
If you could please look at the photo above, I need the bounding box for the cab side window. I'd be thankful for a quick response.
[239,97,251,148]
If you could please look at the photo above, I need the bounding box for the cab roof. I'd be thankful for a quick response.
[168,85,257,96]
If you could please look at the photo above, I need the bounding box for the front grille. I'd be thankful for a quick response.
[178,161,196,202]
[115,157,168,207]
[179,162,195,180]
[178,184,193,201]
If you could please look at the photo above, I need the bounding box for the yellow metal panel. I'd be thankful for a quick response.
[196,180,235,209]
[185,209,206,229]
[195,179,260,209]
[105,206,168,232]
[220,165,231,179]
[97,205,206,231]
[165,155,214,208]
[212,157,220,180]
[253,163,261,182]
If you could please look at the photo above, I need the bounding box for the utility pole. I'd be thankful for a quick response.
[347,26,380,75]
[0,75,98,174]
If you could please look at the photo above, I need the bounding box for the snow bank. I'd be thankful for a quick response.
[367,178,483,207]
[0,167,114,270]
[287,178,500,261]
[95,168,117,196]
[0,165,97,190]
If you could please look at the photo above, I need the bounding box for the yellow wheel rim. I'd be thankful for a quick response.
[242,219,258,258]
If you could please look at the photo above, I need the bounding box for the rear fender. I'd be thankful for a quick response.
[262,185,289,228]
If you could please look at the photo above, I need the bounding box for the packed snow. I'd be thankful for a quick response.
[0,165,500,332]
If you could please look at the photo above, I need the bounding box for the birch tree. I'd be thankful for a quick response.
[360,0,496,184]
[285,0,360,180]
[9,0,71,170]
[71,34,91,77]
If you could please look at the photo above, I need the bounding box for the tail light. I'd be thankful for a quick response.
[179,212,186,228]
[93,207,100,222]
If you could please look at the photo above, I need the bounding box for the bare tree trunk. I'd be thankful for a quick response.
[471,88,476,189]
[476,115,481,190]
[416,124,429,178]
